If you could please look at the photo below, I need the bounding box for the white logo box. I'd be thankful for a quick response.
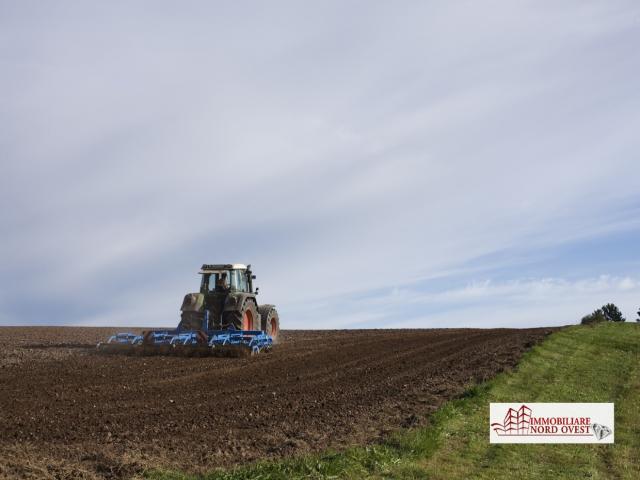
[489,403,614,444]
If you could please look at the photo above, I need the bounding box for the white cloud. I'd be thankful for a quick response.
[286,275,640,329]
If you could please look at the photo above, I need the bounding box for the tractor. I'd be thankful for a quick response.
[97,263,279,356]
[180,263,279,337]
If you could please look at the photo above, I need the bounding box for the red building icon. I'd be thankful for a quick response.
[492,405,532,435]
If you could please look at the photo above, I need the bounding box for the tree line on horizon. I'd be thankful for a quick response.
[580,303,640,324]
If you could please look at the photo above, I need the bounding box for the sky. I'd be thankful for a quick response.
[1,1,639,329]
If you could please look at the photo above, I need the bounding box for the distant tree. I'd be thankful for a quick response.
[637,308,640,322]
[601,303,625,322]
[581,309,607,325]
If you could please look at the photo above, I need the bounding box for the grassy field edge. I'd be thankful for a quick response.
[146,323,640,480]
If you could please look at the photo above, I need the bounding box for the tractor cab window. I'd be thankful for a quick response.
[203,272,231,293]
[229,270,239,291]
[229,269,249,292]
[202,274,214,292]
[202,270,249,293]
[206,274,216,292]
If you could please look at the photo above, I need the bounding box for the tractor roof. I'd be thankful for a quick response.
[200,263,248,273]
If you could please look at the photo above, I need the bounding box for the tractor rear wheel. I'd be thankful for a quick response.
[222,300,259,331]
[258,305,279,340]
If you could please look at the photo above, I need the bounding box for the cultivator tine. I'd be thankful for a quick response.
[172,344,210,357]
[212,344,252,357]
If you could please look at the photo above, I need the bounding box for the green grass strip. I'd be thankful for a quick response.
[146,322,640,480]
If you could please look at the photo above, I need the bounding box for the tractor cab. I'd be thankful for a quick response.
[199,264,255,294]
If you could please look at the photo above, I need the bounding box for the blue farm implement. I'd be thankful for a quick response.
[97,328,273,357]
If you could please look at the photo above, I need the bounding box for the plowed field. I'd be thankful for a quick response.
[0,327,555,479]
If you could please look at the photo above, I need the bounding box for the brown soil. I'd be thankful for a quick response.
[0,326,555,479]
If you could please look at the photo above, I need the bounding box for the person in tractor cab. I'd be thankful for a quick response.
[215,273,229,292]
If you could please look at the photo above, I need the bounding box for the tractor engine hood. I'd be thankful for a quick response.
[181,293,205,312]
